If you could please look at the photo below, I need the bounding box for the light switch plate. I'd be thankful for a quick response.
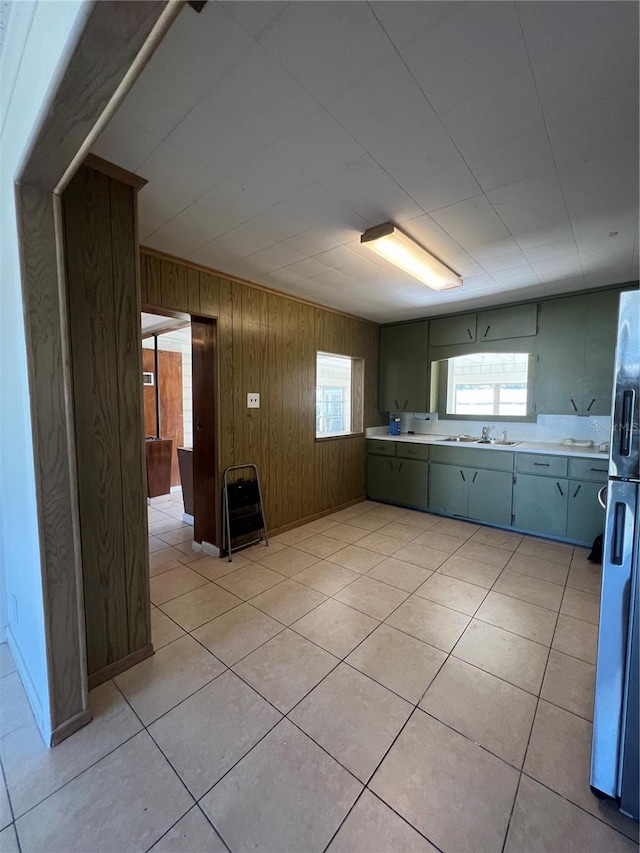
[247,393,260,409]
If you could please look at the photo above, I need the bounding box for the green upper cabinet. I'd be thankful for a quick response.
[535,288,621,416]
[379,320,429,412]
[476,303,538,342]
[534,295,585,415]
[429,312,477,346]
[582,290,620,416]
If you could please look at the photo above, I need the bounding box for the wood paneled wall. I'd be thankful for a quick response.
[140,249,383,532]
[63,165,150,684]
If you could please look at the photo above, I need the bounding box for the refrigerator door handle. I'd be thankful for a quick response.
[611,502,626,565]
[620,390,635,457]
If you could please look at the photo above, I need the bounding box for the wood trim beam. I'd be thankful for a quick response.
[83,154,148,190]
[14,0,181,744]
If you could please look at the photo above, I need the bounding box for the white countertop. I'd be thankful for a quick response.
[366,433,609,460]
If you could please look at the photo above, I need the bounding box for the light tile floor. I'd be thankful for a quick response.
[1,497,638,852]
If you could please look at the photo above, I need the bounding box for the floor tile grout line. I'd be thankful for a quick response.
[0,753,20,853]
[519,771,640,844]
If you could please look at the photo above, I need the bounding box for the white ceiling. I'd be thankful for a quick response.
[93,1,639,322]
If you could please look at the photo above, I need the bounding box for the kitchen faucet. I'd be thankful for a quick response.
[481,426,491,440]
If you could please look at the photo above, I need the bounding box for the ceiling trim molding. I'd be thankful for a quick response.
[84,153,147,190]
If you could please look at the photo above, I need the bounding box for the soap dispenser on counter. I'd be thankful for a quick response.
[389,416,401,436]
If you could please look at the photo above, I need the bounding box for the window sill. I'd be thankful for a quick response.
[315,432,364,442]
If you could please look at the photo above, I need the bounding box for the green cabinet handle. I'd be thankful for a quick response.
[483,325,490,338]
[472,471,478,482]
[586,398,596,412]
[460,470,466,482]
[570,398,578,412]
[556,482,564,496]
[573,484,582,498]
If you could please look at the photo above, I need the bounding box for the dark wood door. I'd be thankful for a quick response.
[142,348,184,486]
[192,317,217,546]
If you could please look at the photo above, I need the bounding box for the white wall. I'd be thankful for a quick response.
[0,0,90,742]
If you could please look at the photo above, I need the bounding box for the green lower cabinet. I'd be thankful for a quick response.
[395,458,429,510]
[468,469,513,526]
[429,463,468,516]
[367,454,397,503]
[514,474,568,538]
[567,479,605,544]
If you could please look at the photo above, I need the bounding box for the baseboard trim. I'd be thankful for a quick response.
[50,707,93,747]
[268,497,367,537]
[201,541,220,557]
[87,643,154,691]
[6,625,50,744]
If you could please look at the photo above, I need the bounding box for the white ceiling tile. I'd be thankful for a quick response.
[531,25,638,121]
[368,119,463,187]
[91,116,160,173]
[517,0,637,63]
[452,223,522,261]
[278,257,330,280]
[410,162,482,214]
[490,266,538,285]
[257,2,395,104]
[269,109,365,182]
[401,2,530,112]
[370,0,464,49]
[558,143,639,224]
[464,126,555,193]
[165,101,266,178]
[320,155,423,224]
[523,241,578,264]
[325,54,434,151]
[241,243,306,274]
[439,71,544,158]
[278,226,343,258]
[138,142,223,213]
[230,148,311,211]
[530,255,582,278]
[116,57,200,140]
[187,240,247,273]
[143,205,215,258]
[547,90,639,166]
[541,276,588,296]
[429,195,502,234]
[480,252,530,274]
[487,170,569,239]
[150,2,254,100]
[271,184,368,237]
[221,1,288,38]
[204,43,318,146]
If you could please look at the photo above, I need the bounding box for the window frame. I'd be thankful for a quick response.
[315,351,365,441]
[436,352,537,422]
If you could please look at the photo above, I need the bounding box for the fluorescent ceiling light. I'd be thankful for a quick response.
[361,222,462,291]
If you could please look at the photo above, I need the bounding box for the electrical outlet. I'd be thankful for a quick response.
[247,393,260,409]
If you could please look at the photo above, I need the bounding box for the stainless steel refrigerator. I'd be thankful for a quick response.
[590,289,639,820]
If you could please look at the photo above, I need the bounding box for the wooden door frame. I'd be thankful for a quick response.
[141,306,221,550]
[14,0,181,745]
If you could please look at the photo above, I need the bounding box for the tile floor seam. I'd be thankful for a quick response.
[9,728,142,824]
[0,750,16,829]
[320,786,368,853]
[518,771,639,844]
[503,547,570,848]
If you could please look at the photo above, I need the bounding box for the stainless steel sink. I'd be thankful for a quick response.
[439,437,520,446]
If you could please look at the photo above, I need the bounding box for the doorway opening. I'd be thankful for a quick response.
[141,310,219,562]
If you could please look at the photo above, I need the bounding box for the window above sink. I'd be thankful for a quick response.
[433,352,536,423]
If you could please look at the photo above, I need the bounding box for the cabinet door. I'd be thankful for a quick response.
[513,473,568,537]
[582,290,619,416]
[567,479,605,545]
[367,455,397,503]
[379,321,429,412]
[468,469,513,526]
[430,313,477,346]
[396,459,429,510]
[477,303,538,341]
[534,296,585,415]
[429,463,468,516]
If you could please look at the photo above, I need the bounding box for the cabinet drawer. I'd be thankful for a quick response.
[430,445,514,471]
[568,458,609,483]
[367,439,396,457]
[396,442,430,461]
[516,454,568,477]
